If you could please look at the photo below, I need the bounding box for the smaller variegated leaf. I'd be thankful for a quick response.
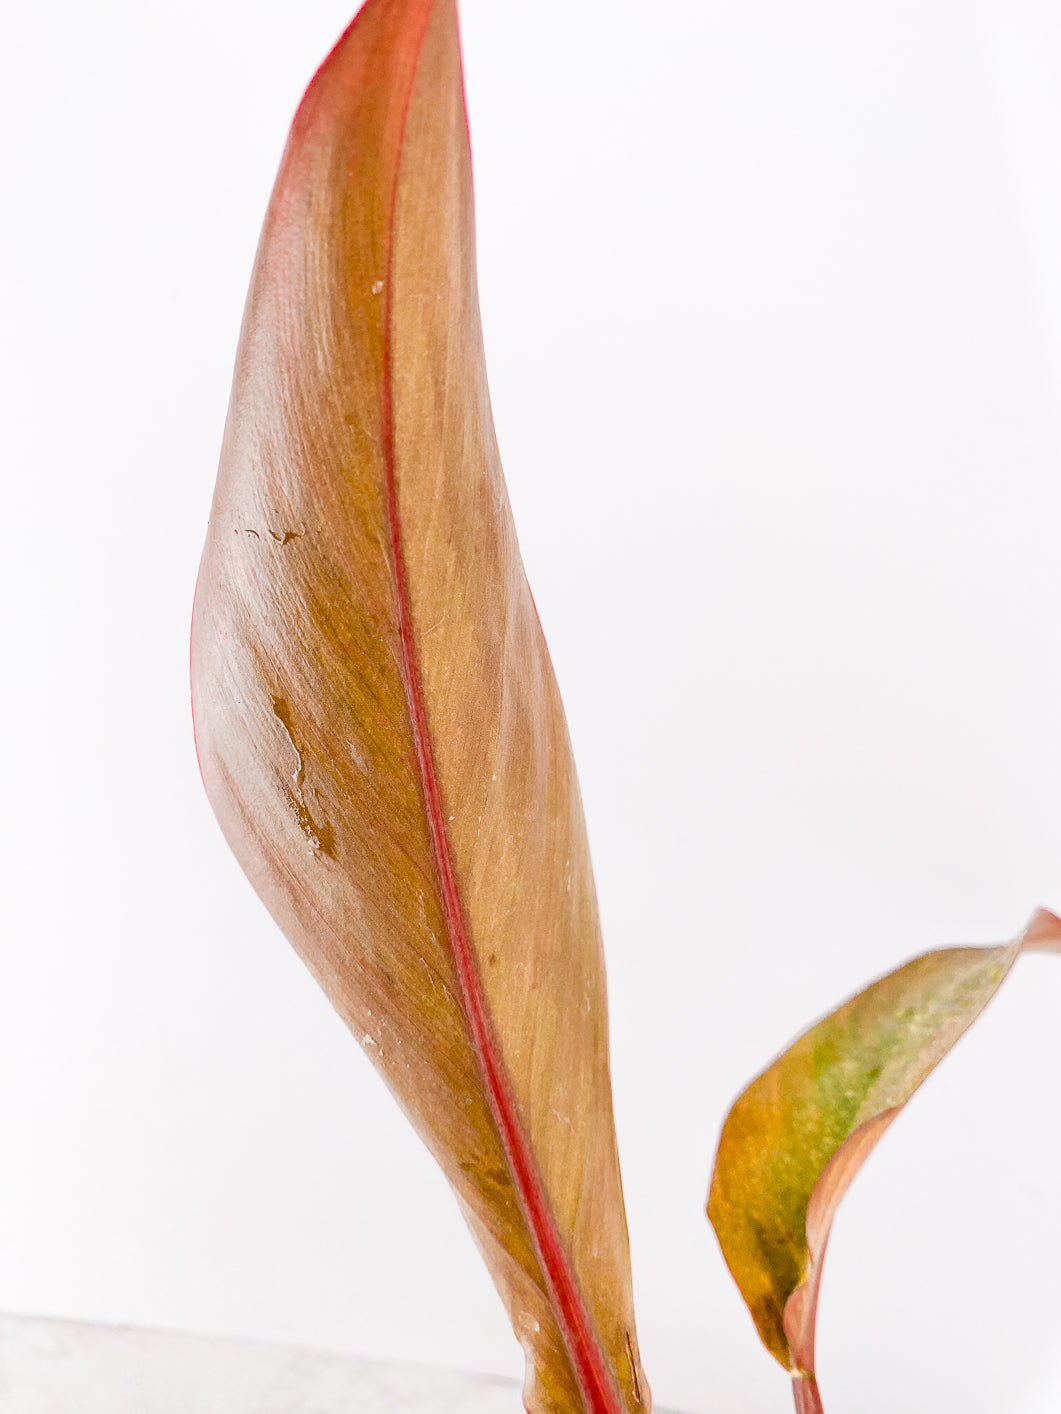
[707,908,1061,1413]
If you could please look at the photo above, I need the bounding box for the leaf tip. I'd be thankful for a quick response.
[1021,907,1061,953]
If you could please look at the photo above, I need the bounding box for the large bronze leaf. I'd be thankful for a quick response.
[190,2,647,1411]
[707,908,1061,1413]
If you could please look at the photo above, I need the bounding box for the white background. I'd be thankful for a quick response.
[3,1,1061,1411]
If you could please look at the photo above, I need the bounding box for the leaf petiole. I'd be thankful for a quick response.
[792,1374,824,1414]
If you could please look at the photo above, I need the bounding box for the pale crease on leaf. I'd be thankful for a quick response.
[189,2,647,1412]
[706,908,1061,1413]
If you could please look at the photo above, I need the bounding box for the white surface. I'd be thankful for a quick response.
[0,1315,689,1414]
[0,1316,520,1414]
[2,2,1061,1412]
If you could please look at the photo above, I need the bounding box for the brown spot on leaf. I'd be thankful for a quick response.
[271,695,334,858]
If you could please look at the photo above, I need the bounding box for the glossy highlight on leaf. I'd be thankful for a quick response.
[190,2,648,1411]
[706,908,1061,1412]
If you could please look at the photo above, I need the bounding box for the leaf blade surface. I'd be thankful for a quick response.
[706,909,1061,1409]
[190,3,646,1411]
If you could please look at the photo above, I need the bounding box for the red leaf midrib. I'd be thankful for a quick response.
[373,3,624,1411]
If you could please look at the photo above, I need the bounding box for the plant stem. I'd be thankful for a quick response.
[792,1375,824,1414]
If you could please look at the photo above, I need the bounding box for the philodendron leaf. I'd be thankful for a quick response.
[190,3,648,1413]
[707,908,1061,1414]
